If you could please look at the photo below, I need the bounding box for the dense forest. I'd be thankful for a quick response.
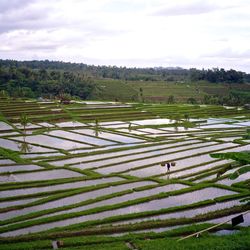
[189,68,249,83]
[0,61,94,99]
[0,59,250,103]
[1,59,250,82]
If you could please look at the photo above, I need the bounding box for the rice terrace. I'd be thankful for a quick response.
[0,96,249,249]
[1,1,250,248]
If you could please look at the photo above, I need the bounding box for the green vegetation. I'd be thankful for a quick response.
[0,148,28,164]
[1,59,250,104]
[135,229,250,250]
[0,225,249,250]
[211,151,250,179]
[92,79,138,102]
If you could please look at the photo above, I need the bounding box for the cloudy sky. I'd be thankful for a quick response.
[0,0,250,72]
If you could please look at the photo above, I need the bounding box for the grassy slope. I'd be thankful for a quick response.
[128,81,207,102]
[90,79,139,102]
[135,231,250,250]
[90,79,250,103]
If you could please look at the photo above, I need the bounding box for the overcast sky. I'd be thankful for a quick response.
[0,0,250,72]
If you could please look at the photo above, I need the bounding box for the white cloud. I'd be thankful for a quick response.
[151,0,224,16]
[0,0,250,72]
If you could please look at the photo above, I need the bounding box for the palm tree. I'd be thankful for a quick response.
[94,119,100,137]
[20,114,29,134]
[19,114,32,153]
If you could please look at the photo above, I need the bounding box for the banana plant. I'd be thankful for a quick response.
[210,151,250,179]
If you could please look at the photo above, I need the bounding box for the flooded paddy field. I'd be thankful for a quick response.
[0,164,43,173]
[0,98,249,240]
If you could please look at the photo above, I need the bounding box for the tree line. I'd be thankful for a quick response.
[0,59,250,101]
[1,59,249,83]
[0,64,94,99]
[189,68,249,83]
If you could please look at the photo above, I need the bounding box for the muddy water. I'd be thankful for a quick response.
[74,129,144,144]
[47,130,115,146]
[11,135,91,150]
[0,187,236,237]
[74,141,213,170]
[111,199,241,226]
[0,181,154,221]
[97,143,237,175]
[35,184,187,219]
[0,169,82,183]
[0,198,41,209]
[0,165,42,173]
[51,140,200,167]
[0,138,55,153]
[0,177,123,198]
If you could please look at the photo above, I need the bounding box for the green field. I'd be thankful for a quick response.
[92,79,250,103]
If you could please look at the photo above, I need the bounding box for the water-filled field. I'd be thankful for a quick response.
[0,98,249,242]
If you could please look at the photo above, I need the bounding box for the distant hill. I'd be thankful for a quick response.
[0,59,250,104]
[1,59,250,83]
